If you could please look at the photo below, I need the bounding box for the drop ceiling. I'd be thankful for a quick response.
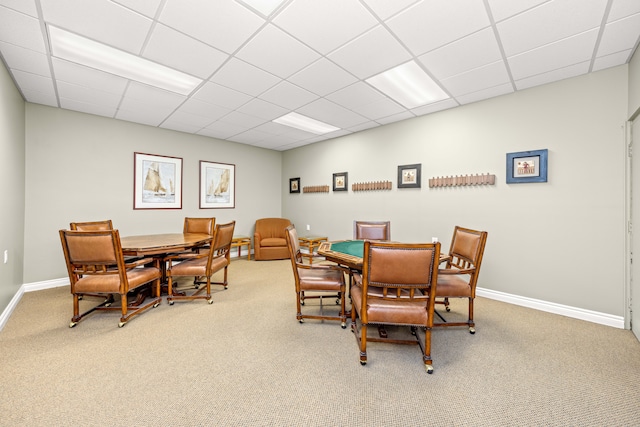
[0,0,639,151]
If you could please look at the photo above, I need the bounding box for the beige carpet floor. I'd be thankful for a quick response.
[1,259,639,426]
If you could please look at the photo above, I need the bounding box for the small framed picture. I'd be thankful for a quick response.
[200,161,235,208]
[333,172,348,192]
[397,164,421,188]
[134,152,182,209]
[289,177,300,193]
[506,149,548,183]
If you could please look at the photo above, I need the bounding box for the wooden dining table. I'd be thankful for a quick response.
[120,232,212,305]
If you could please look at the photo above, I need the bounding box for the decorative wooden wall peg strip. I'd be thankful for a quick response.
[428,173,496,188]
[303,185,330,193]
[352,180,392,191]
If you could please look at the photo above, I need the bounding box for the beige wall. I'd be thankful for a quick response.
[23,105,283,283]
[283,65,629,317]
[629,47,640,118]
[0,60,25,311]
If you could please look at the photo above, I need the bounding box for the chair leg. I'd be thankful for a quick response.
[296,292,304,323]
[468,297,475,334]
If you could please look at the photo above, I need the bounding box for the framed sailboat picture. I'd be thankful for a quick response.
[200,161,235,209]
[134,152,183,209]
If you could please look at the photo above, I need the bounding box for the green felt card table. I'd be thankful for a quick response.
[317,240,365,270]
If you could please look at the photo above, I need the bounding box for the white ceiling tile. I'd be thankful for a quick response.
[11,69,55,96]
[497,0,608,56]
[193,81,252,109]
[328,25,412,79]
[230,129,272,144]
[486,0,547,22]
[52,58,128,95]
[273,0,378,55]
[112,0,163,18]
[597,13,640,57]
[608,0,640,22]
[119,82,186,110]
[0,41,50,77]
[455,82,513,105]
[21,88,58,106]
[593,49,632,71]
[375,110,414,125]
[411,98,459,116]
[297,98,368,129]
[0,0,37,16]
[159,0,264,54]
[289,58,357,96]
[387,0,491,56]
[440,61,510,97]
[0,6,45,52]
[361,0,419,21]
[236,24,320,79]
[508,29,599,80]
[259,81,318,110]
[514,62,589,90]
[163,110,213,128]
[237,98,288,121]
[198,122,246,139]
[56,81,122,108]
[143,24,227,79]
[236,0,287,18]
[160,121,202,134]
[116,107,169,127]
[219,111,266,128]
[176,98,231,121]
[60,97,117,117]
[210,58,280,96]
[418,28,503,80]
[327,82,404,120]
[41,0,152,54]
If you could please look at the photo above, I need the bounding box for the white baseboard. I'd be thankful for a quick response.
[0,278,624,332]
[476,287,625,329]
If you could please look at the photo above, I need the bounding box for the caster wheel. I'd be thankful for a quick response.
[469,327,476,334]
[169,300,174,305]
[301,301,305,306]
[360,361,366,366]
[105,303,112,307]
[118,322,126,328]
[69,322,77,328]
[336,299,340,305]
[208,299,213,304]
[153,302,160,308]
[341,322,346,329]
[445,307,451,312]
[299,319,304,324]
[426,365,434,374]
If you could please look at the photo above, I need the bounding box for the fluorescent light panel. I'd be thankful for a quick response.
[366,61,449,109]
[273,112,340,135]
[48,26,202,95]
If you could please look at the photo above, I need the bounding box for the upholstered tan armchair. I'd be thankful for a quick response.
[254,218,292,260]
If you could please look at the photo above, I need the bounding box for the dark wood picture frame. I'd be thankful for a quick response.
[333,172,348,192]
[397,163,421,188]
[289,177,300,193]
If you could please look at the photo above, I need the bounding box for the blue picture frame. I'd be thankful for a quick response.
[506,149,548,184]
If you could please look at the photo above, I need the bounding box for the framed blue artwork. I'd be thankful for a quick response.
[506,149,548,184]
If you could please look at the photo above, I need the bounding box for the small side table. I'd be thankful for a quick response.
[298,236,328,263]
[231,236,251,260]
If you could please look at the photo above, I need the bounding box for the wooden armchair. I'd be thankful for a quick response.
[254,218,292,260]
[435,226,488,334]
[285,225,348,328]
[166,221,236,304]
[351,240,441,373]
[59,229,162,328]
[353,220,391,241]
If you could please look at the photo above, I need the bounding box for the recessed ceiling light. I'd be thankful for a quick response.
[273,112,340,134]
[366,61,449,109]
[48,26,202,95]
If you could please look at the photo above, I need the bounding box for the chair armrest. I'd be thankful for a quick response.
[164,252,207,263]
[124,257,157,268]
[296,262,350,275]
[438,267,475,275]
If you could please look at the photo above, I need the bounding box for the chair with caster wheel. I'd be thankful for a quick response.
[285,225,348,328]
[166,221,235,305]
[434,226,488,334]
[59,228,162,328]
[350,240,441,374]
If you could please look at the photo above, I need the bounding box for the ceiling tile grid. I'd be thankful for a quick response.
[0,0,638,151]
